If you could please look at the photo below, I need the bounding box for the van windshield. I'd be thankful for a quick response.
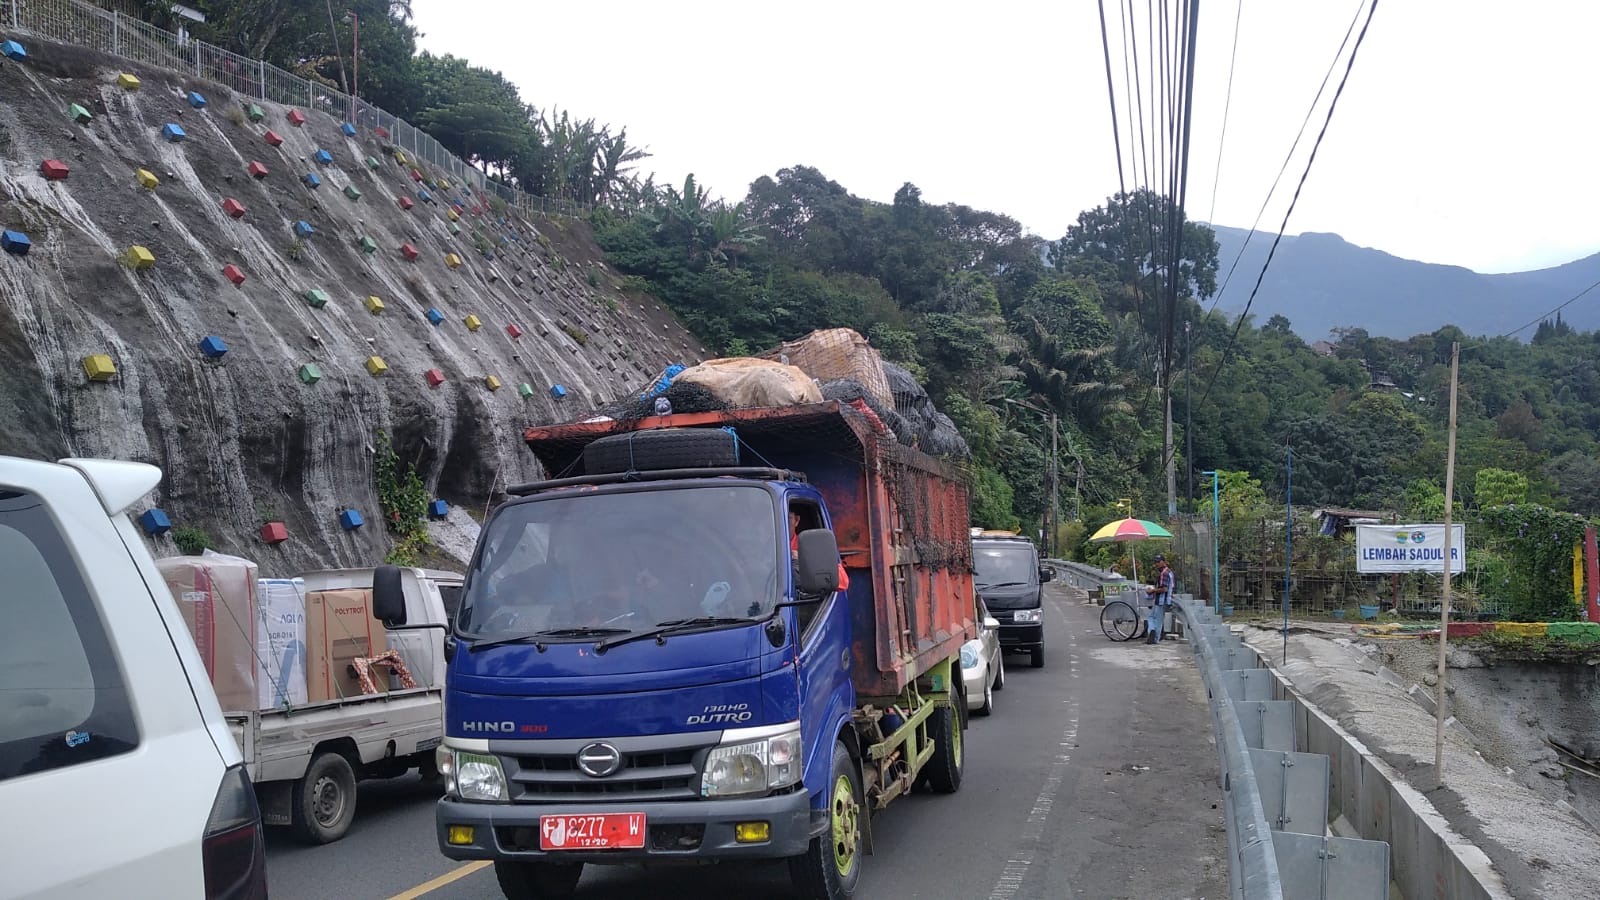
[458,485,779,639]
[973,543,1037,589]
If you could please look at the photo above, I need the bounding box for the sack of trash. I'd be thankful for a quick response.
[760,328,893,412]
[675,357,823,408]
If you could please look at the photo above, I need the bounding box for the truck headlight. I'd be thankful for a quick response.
[453,750,508,802]
[701,723,802,798]
[1013,608,1042,623]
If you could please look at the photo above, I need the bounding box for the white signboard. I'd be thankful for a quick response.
[1355,524,1466,574]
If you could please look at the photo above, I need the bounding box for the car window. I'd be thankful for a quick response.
[437,584,464,621]
[0,489,139,781]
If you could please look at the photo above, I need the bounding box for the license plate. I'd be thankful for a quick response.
[538,813,647,850]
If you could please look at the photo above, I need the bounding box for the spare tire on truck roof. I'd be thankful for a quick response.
[582,427,740,475]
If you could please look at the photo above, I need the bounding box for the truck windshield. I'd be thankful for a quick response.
[973,544,1037,588]
[458,485,779,640]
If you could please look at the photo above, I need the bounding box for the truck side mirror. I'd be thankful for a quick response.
[1038,565,1055,583]
[372,565,408,626]
[795,529,841,596]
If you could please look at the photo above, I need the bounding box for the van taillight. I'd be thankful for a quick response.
[203,764,268,899]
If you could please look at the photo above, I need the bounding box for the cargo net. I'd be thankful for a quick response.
[879,441,973,572]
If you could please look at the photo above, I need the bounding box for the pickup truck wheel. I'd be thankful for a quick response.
[787,742,862,900]
[494,861,583,899]
[290,751,358,844]
[923,682,965,794]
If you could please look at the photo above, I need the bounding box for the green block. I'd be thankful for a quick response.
[298,363,322,384]
[448,222,461,235]
[68,103,93,124]
[343,184,363,201]
[247,103,264,122]
[517,382,534,398]
[303,288,328,309]
[365,155,380,170]
[358,236,377,254]
[1547,621,1600,643]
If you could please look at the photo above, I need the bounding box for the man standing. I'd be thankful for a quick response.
[1145,554,1175,644]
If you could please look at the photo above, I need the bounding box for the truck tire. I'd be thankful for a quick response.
[582,427,738,475]
[494,861,584,899]
[290,751,358,844]
[923,682,965,794]
[788,742,863,900]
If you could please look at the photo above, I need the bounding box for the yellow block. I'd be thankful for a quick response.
[116,73,141,91]
[365,355,389,376]
[1499,622,1548,638]
[438,179,451,189]
[395,150,409,165]
[125,245,155,269]
[82,354,117,382]
[136,168,159,190]
[463,314,481,331]
[445,253,463,269]
[485,375,502,391]
[447,209,460,222]
[365,295,385,314]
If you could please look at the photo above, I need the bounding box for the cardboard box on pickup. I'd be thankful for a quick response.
[157,555,259,711]
[255,578,308,708]
[305,588,389,702]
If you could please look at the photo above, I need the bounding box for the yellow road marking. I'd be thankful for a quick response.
[385,861,492,900]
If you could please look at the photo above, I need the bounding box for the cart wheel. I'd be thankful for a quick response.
[1100,599,1142,642]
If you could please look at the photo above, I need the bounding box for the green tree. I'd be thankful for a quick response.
[1474,468,1530,508]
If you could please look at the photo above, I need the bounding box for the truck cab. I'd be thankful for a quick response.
[971,532,1053,668]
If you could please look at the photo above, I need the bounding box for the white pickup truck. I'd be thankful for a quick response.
[235,565,462,844]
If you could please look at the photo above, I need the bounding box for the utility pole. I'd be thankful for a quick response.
[1433,341,1461,790]
[1165,367,1177,518]
[1049,410,1059,559]
[1185,321,1194,514]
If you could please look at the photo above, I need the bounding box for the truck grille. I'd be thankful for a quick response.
[504,738,714,802]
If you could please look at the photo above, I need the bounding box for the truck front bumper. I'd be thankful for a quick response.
[437,790,815,863]
[999,622,1043,650]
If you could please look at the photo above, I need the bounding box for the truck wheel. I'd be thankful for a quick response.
[923,683,965,794]
[290,751,358,844]
[494,861,584,899]
[582,427,739,475]
[1030,646,1045,669]
[788,742,862,900]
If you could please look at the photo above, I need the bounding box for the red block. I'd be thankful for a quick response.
[411,169,423,182]
[506,323,523,339]
[222,198,246,219]
[425,368,445,388]
[248,161,269,179]
[375,126,390,139]
[259,522,289,544]
[1446,622,1495,638]
[264,130,283,147]
[471,205,483,215]
[40,159,69,180]
[223,264,245,286]
[398,196,415,210]
[287,109,306,127]
[401,243,419,261]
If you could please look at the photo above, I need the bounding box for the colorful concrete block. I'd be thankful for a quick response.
[398,196,414,210]
[293,220,315,238]
[364,295,385,314]
[187,90,207,109]
[343,184,362,201]
[506,323,523,339]
[424,368,445,388]
[302,173,321,189]
[139,508,172,535]
[246,103,264,123]
[447,208,459,222]
[425,307,444,325]
[448,222,461,235]
[445,253,463,269]
[438,179,451,190]
[411,169,423,182]
[1,230,31,256]
[341,122,357,137]
[428,499,449,519]
[198,335,229,358]
[365,155,380,170]
[400,243,419,261]
[136,168,160,190]
[549,384,568,399]
[264,130,283,147]
[40,159,69,180]
[517,382,535,399]
[482,249,494,261]
[303,288,328,309]
[418,189,432,203]
[394,150,409,164]
[364,355,388,376]
[375,126,390,139]
[248,160,269,179]
[125,245,155,269]
[298,362,322,384]
[485,375,502,391]
[162,123,187,142]
[339,509,364,530]
[313,149,333,165]
[222,197,246,219]
[463,314,482,331]
[117,73,142,91]
[222,264,245,286]
[82,354,117,382]
[358,236,377,254]
[260,521,289,544]
[0,40,26,61]
[287,109,306,127]
[68,103,93,125]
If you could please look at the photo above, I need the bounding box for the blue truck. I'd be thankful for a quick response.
[398,401,978,899]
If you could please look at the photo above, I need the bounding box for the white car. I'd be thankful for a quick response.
[0,456,267,899]
[961,599,1004,716]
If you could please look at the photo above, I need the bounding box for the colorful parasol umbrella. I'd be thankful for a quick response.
[1089,517,1173,585]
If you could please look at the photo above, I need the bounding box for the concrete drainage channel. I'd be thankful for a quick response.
[1051,559,1508,899]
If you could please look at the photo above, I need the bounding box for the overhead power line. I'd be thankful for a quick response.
[1500,277,1600,339]
[1207,0,1244,225]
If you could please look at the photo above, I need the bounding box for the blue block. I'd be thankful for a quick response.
[138,508,172,535]
[302,173,321,189]
[0,40,26,61]
[428,499,449,519]
[1,229,31,256]
[313,149,333,165]
[162,123,187,142]
[198,335,228,358]
[339,509,364,530]
[293,220,315,238]
[483,249,494,261]
[418,189,432,203]
[425,307,444,325]
[187,91,207,109]
[340,122,357,137]
[549,384,568,399]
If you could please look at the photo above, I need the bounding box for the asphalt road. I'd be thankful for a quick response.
[266,583,1228,899]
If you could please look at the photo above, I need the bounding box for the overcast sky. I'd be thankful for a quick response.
[413,1,1600,275]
